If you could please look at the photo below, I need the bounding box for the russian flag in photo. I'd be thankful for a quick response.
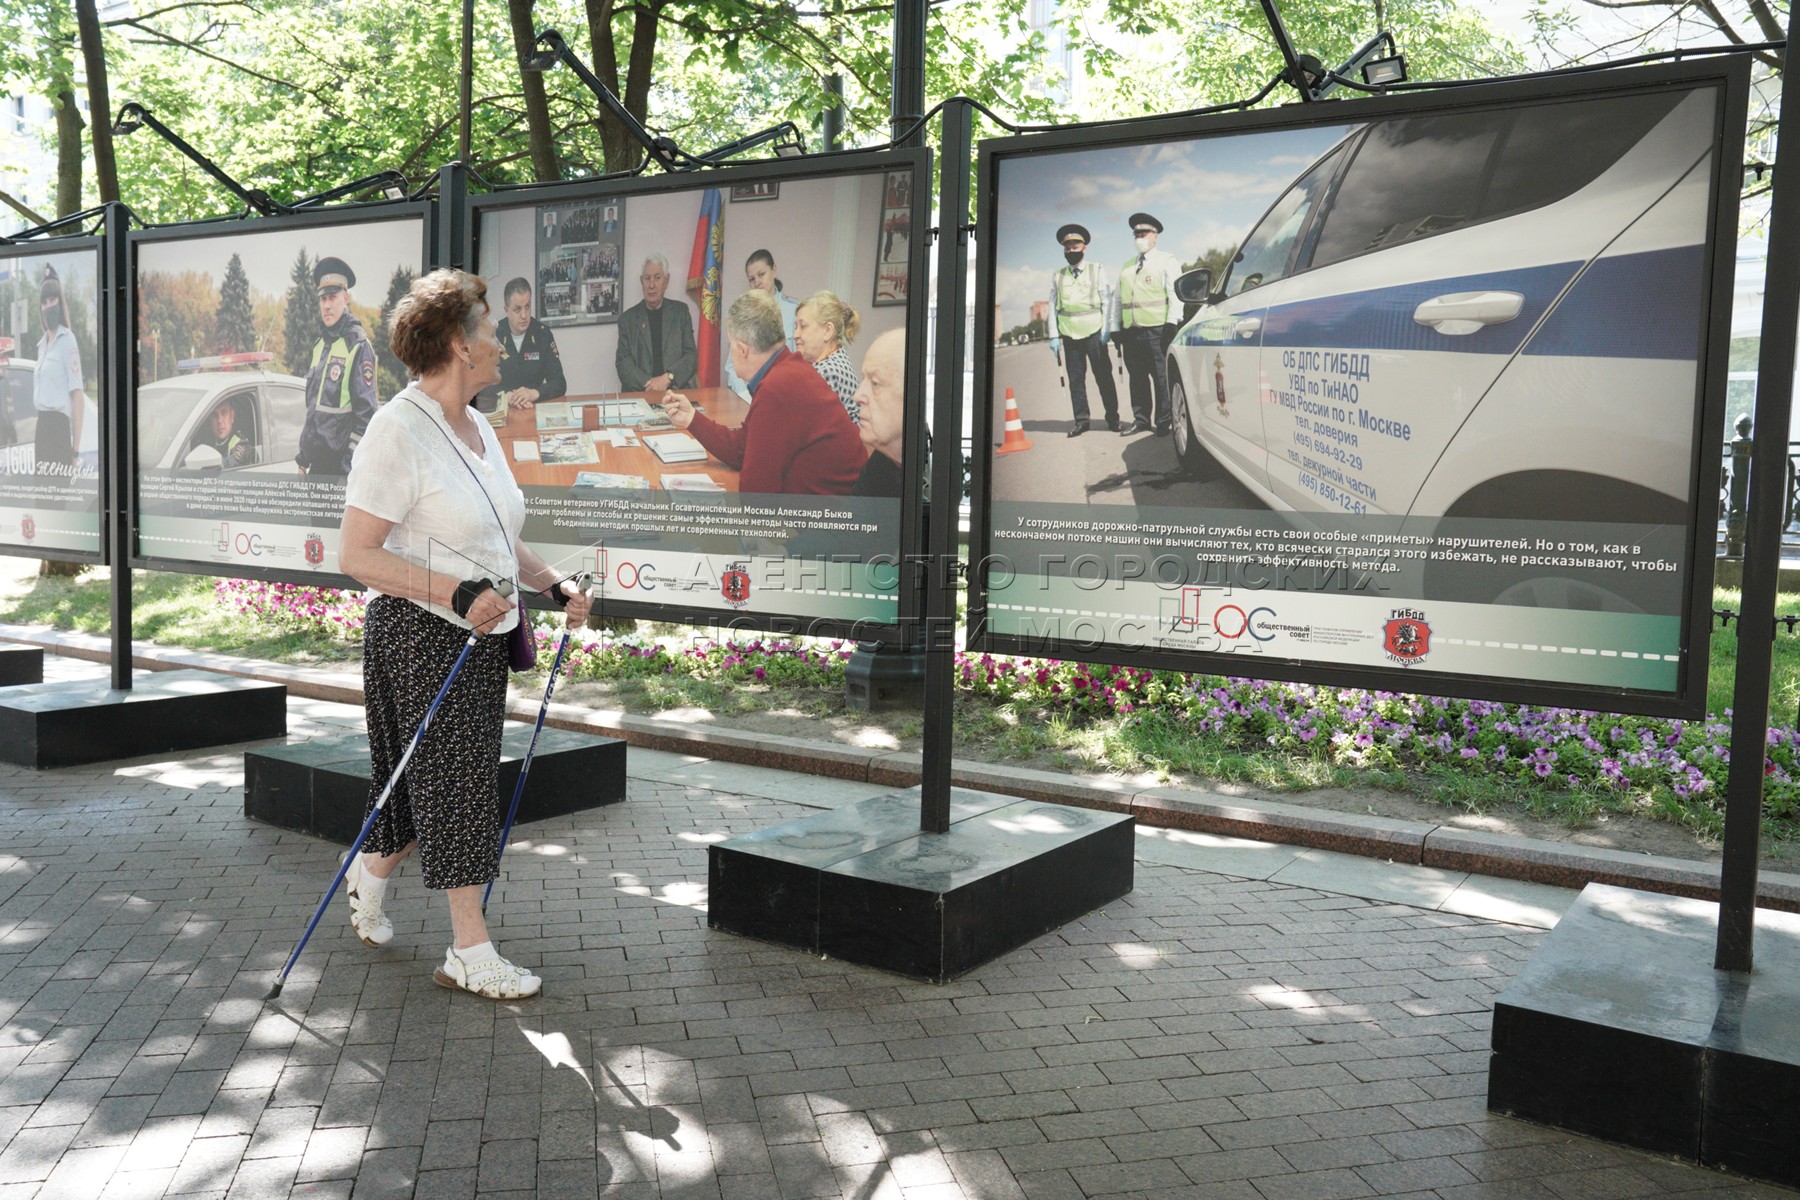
[687,186,724,388]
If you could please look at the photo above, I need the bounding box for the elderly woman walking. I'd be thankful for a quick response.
[336,268,589,1000]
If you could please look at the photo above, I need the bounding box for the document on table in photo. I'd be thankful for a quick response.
[590,397,659,427]
[512,440,541,463]
[535,402,576,430]
[660,473,726,493]
[539,432,598,464]
[573,471,651,490]
[592,427,639,448]
[643,433,709,464]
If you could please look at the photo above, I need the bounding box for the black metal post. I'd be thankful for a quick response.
[844,0,930,709]
[1716,7,1800,972]
[102,202,133,691]
[919,100,972,835]
[892,0,927,145]
[1257,0,1315,102]
[823,0,846,151]
[459,0,475,165]
[434,163,469,272]
[824,74,844,152]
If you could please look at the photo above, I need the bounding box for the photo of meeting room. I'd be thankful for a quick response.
[473,167,915,502]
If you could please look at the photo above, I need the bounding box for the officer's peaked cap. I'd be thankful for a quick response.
[1127,212,1164,234]
[1055,224,1091,246]
[313,257,356,292]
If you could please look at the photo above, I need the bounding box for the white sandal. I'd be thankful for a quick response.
[342,852,393,948]
[434,948,542,999]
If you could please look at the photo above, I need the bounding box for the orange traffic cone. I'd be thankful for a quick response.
[996,387,1033,455]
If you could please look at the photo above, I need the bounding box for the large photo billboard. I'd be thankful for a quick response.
[132,207,429,578]
[471,150,930,636]
[0,240,103,560]
[969,62,1746,716]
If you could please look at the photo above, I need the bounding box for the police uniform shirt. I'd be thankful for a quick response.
[498,319,567,402]
[207,428,251,469]
[298,316,379,475]
[32,325,80,416]
[1049,262,1116,340]
[1119,248,1184,329]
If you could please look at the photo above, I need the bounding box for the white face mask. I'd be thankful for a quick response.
[1133,235,1152,254]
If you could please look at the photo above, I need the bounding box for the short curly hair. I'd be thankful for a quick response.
[389,269,490,376]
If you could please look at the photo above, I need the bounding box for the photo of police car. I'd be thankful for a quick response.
[1165,85,1720,611]
[0,354,38,453]
[138,355,306,474]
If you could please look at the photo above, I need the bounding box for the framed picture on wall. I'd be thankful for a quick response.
[535,199,625,326]
[730,182,779,202]
[873,169,912,307]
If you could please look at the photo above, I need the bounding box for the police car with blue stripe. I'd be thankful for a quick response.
[1167,85,1720,608]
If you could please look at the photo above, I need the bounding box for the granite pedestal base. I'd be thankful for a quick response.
[1490,883,1800,1188]
[843,643,926,711]
[0,646,44,686]
[709,788,1135,981]
[244,726,628,844]
[0,669,287,768]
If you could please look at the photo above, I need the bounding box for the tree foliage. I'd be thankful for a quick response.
[2,0,1539,228]
[280,249,314,377]
[375,266,417,399]
[215,253,255,355]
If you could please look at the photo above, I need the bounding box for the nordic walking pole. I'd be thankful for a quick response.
[483,571,594,912]
[266,580,515,1001]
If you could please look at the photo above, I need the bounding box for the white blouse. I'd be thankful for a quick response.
[344,384,525,632]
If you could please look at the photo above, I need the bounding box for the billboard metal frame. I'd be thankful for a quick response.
[965,58,1750,720]
[464,147,935,642]
[0,232,111,566]
[125,198,436,588]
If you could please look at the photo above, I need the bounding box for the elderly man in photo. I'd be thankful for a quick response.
[615,254,697,392]
[660,291,864,496]
[496,277,567,410]
[851,329,905,499]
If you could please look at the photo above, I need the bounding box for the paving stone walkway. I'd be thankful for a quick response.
[0,658,1792,1199]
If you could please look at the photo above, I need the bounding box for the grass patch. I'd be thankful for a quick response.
[6,567,1800,851]
[0,568,361,664]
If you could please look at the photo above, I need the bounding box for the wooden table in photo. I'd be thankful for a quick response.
[494,387,747,490]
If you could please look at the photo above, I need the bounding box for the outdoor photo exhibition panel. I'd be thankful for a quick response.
[469,148,931,638]
[0,237,105,562]
[130,205,431,583]
[968,60,1747,718]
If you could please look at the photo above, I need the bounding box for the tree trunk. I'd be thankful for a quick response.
[75,0,118,204]
[52,88,83,219]
[507,0,559,181]
[40,88,89,579]
[582,0,649,173]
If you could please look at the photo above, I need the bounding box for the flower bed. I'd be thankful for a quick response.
[214,579,366,640]
[215,579,1798,841]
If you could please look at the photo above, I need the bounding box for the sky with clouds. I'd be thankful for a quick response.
[988,122,1354,328]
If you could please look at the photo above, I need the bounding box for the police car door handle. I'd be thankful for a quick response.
[1413,291,1524,335]
[1232,317,1262,339]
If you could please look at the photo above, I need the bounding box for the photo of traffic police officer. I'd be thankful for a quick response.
[297,256,379,476]
[496,277,567,410]
[1047,224,1119,437]
[0,247,101,554]
[133,215,427,570]
[987,124,1346,513]
[1116,212,1182,437]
